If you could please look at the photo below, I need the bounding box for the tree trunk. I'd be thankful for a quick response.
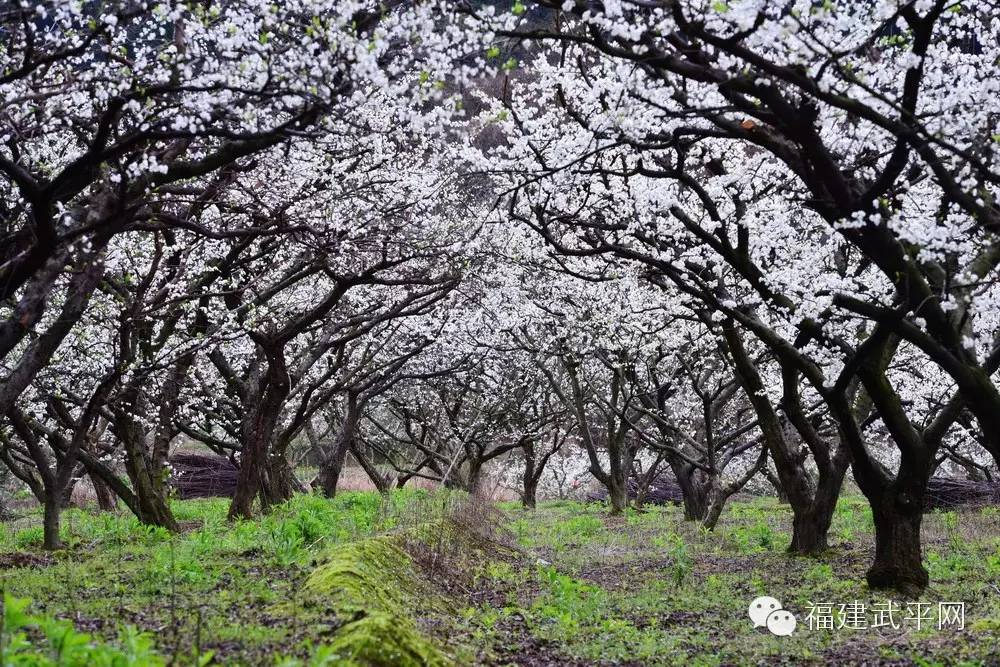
[607,474,627,515]
[465,459,483,496]
[682,492,708,521]
[316,394,360,499]
[49,437,142,519]
[352,444,391,496]
[765,467,789,503]
[229,344,290,520]
[789,507,829,554]
[522,477,538,509]
[632,485,647,511]
[674,465,709,521]
[631,456,663,512]
[59,470,79,508]
[788,479,840,555]
[605,434,628,516]
[42,494,62,550]
[701,484,727,531]
[135,477,178,529]
[120,424,179,531]
[316,441,350,498]
[92,473,118,511]
[867,487,928,596]
[261,454,303,505]
[722,322,846,553]
[522,439,538,509]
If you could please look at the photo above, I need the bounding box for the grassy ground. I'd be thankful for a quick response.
[0,492,998,665]
[479,497,1000,666]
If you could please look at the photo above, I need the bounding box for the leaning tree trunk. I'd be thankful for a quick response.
[351,442,391,496]
[765,467,789,503]
[721,322,845,555]
[701,483,728,531]
[119,420,179,531]
[92,473,118,511]
[58,462,86,508]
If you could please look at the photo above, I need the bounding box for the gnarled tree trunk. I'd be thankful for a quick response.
[230,341,291,519]
[866,478,929,596]
[316,393,360,499]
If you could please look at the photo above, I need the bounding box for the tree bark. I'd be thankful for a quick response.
[92,472,118,511]
[316,393,360,499]
[722,322,847,554]
[522,479,538,509]
[465,459,484,495]
[42,495,62,550]
[701,484,727,531]
[119,419,179,530]
[521,438,538,509]
[229,341,291,519]
[765,467,789,503]
[261,455,304,505]
[867,483,929,596]
[352,443,391,496]
[607,472,627,515]
[316,441,350,498]
[789,506,830,554]
[673,464,710,521]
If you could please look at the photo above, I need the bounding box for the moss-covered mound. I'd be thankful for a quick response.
[299,537,451,667]
[325,612,447,667]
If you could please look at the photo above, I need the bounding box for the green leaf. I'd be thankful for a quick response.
[512,1,526,16]
[486,45,501,59]
[3,593,33,631]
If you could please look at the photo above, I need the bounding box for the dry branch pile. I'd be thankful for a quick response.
[924,477,1000,511]
[586,473,685,506]
[169,454,239,499]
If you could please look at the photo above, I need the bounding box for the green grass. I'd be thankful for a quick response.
[1,493,999,665]
[0,490,450,665]
[469,497,1000,666]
